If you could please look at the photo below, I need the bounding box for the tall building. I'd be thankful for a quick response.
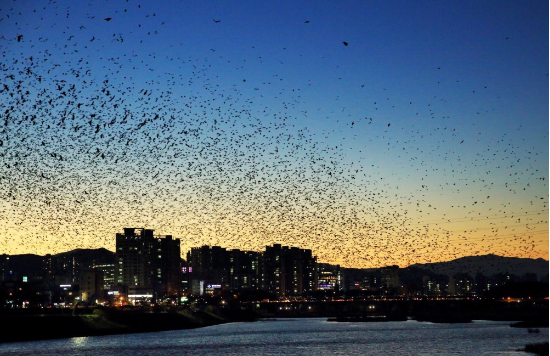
[317,263,341,291]
[380,265,400,289]
[186,244,319,298]
[79,269,103,303]
[264,244,317,298]
[180,259,191,294]
[115,228,181,302]
[422,275,444,296]
[94,263,115,291]
[448,273,474,296]
[0,254,47,283]
[186,245,229,295]
[228,249,263,291]
[151,233,182,297]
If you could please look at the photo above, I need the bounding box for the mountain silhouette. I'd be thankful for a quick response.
[410,254,548,281]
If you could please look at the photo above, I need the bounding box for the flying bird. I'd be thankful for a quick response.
[0,0,544,270]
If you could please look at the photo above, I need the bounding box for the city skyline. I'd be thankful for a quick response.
[3,227,548,318]
[2,227,548,273]
[0,1,548,268]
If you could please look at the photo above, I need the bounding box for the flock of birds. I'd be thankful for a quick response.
[0,0,547,268]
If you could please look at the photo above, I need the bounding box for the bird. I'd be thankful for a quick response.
[0,0,545,272]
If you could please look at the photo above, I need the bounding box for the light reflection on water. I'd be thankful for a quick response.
[0,319,547,356]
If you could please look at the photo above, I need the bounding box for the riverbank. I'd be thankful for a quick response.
[522,342,549,356]
[1,298,547,343]
[0,307,257,343]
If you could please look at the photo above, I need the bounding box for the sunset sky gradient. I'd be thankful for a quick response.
[0,0,547,267]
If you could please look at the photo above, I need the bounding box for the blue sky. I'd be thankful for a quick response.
[0,0,547,267]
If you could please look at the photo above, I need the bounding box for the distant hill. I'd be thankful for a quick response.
[410,254,549,281]
[1,249,115,282]
[53,248,115,268]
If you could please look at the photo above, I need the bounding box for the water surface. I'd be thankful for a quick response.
[1,318,547,356]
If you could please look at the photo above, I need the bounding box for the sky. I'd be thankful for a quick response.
[0,0,548,268]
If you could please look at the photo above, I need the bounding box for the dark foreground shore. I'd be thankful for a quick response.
[0,307,257,343]
[522,342,549,356]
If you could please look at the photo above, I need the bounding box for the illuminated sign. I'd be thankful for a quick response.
[128,294,153,298]
[22,276,27,282]
[60,284,71,288]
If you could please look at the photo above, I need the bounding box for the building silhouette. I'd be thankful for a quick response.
[448,273,475,296]
[115,228,181,303]
[317,263,341,291]
[186,245,230,295]
[264,244,317,298]
[186,244,317,298]
[381,265,400,288]
[79,269,103,303]
[1,232,548,308]
[228,249,263,291]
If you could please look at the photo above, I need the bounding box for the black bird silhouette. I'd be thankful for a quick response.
[0,0,545,269]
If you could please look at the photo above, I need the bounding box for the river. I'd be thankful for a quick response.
[0,318,547,355]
